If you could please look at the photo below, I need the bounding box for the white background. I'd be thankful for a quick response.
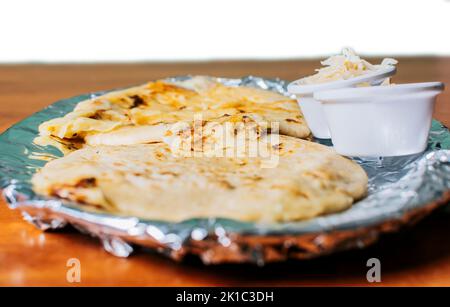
[0,0,449,62]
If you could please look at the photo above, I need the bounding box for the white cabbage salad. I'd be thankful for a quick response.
[299,48,398,85]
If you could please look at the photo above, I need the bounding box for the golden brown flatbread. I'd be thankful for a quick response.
[32,135,367,223]
[38,76,310,147]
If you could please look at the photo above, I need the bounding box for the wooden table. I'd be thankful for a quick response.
[0,58,449,286]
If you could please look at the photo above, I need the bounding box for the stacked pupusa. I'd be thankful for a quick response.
[32,76,368,222]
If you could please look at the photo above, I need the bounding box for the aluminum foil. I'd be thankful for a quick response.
[1,76,449,264]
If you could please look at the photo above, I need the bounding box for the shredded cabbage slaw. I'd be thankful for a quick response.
[299,48,397,85]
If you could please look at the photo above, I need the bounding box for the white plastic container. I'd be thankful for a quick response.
[287,66,396,139]
[314,82,444,157]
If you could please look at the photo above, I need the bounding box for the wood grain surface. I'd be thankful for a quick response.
[0,58,449,286]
